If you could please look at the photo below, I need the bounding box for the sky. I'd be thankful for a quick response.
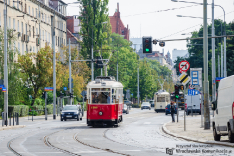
[66,0,234,55]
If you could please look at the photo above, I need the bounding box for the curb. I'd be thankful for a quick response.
[162,122,234,148]
[0,125,25,131]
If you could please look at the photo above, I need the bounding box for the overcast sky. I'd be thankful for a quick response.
[67,0,234,54]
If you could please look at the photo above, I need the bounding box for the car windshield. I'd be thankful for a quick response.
[63,106,78,110]
[142,102,149,106]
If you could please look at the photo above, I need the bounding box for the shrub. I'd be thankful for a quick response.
[132,104,140,108]
[30,105,44,115]
[8,105,29,117]
[46,104,54,114]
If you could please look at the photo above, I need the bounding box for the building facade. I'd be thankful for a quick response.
[109,3,130,41]
[0,0,67,55]
[66,15,82,51]
[172,49,188,65]
[130,37,142,53]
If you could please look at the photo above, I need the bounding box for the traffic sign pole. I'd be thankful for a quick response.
[184,85,186,131]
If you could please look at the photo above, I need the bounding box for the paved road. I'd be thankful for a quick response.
[0,108,233,156]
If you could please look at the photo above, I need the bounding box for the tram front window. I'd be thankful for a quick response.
[157,97,165,102]
[91,88,111,104]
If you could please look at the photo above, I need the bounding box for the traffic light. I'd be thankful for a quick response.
[142,36,152,53]
[174,85,180,99]
[159,41,165,47]
[96,56,103,68]
[60,91,64,98]
[70,92,73,98]
[153,39,157,45]
[180,85,184,91]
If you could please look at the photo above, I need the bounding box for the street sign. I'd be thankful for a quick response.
[2,87,6,92]
[178,72,191,85]
[81,90,87,97]
[216,77,225,82]
[63,87,67,91]
[190,85,199,88]
[190,68,202,87]
[188,89,199,96]
[44,87,53,91]
[0,85,4,89]
[179,60,190,73]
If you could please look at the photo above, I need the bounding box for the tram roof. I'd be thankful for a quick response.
[155,91,170,95]
[87,76,123,88]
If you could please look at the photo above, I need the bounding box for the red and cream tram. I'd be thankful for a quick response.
[86,76,124,127]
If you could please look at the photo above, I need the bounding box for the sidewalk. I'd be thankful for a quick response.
[0,125,25,131]
[162,116,234,147]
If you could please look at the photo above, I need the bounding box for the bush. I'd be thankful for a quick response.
[8,105,30,117]
[30,105,44,115]
[132,104,140,108]
[46,104,54,114]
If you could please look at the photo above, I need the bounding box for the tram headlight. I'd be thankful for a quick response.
[99,111,103,115]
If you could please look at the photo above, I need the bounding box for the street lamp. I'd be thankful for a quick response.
[91,21,108,81]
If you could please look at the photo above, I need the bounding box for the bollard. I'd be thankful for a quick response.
[2,112,4,127]
[32,111,33,121]
[9,113,11,126]
[16,113,19,125]
[13,113,14,126]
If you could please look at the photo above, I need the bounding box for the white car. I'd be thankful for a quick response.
[141,102,151,110]
[212,75,234,143]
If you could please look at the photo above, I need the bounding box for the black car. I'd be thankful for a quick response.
[61,105,82,121]
[122,104,129,114]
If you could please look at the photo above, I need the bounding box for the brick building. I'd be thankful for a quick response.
[109,3,130,40]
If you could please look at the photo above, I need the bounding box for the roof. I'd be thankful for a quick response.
[67,29,82,43]
[87,77,124,88]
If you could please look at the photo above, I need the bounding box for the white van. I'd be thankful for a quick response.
[185,94,201,115]
[212,75,234,143]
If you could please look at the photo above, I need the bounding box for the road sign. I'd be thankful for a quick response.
[216,77,225,82]
[81,90,87,97]
[188,89,199,96]
[44,87,53,91]
[190,68,202,87]
[0,85,4,89]
[190,85,199,88]
[178,72,191,85]
[179,60,190,73]
[2,87,6,92]
[63,87,67,91]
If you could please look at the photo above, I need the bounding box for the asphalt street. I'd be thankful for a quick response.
[0,108,233,156]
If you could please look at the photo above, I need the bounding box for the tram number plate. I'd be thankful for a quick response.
[66,115,72,118]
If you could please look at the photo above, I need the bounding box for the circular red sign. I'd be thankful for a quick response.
[179,60,190,73]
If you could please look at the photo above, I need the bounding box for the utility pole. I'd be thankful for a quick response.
[211,0,216,102]
[117,50,118,81]
[4,0,8,126]
[203,0,210,129]
[69,39,72,105]
[52,14,56,120]
[137,68,139,105]
[218,55,220,77]
[91,29,94,81]
[221,44,223,77]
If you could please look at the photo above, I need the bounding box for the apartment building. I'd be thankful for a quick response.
[0,0,67,55]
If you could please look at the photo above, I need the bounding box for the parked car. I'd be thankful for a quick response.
[141,102,151,110]
[149,100,154,107]
[165,104,177,115]
[61,105,82,121]
[122,104,129,114]
[212,75,234,143]
[124,100,132,105]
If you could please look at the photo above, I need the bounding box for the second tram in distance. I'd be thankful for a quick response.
[86,76,124,127]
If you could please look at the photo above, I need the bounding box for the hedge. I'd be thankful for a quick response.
[46,104,54,114]
[8,105,29,117]
[30,105,44,115]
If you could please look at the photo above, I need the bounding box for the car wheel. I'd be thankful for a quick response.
[213,127,221,141]
[228,126,234,143]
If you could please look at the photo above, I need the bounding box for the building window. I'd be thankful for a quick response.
[32,8,34,17]
[58,37,59,47]
[17,20,19,32]
[42,30,44,40]
[33,26,34,38]
[29,25,31,37]
[8,17,11,28]
[45,31,47,41]
[48,33,50,43]
[36,8,38,18]
[13,18,15,30]
[22,43,24,55]
[28,6,30,15]
[21,22,23,34]
[45,14,47,23]
[33,46,35,53]
[18,42,20,54]
[25,24,27,35]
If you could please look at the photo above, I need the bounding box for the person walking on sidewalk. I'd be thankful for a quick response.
[170,101,175,122]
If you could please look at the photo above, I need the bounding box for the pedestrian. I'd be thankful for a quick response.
[170,101,175,122]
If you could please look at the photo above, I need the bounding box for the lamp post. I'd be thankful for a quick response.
[91,21,108,81]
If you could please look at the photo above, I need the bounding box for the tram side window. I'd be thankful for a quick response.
[112,89,116,103]
[157,97,165,102]
[91,88,111,104]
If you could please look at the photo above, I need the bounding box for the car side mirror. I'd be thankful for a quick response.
[212,101,217,110]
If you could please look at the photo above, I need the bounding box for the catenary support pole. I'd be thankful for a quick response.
[137,68,139,106]
[224,36,227,77]
[69,39,72,105]
[201,89,204,128]
[91,29,94,81]
[221,44,223,77]
[4,0,8,126]
[211,0,216,102]
[117,50,118,81]
[218,55,220,77]
[184,85,186,131]
[53,23,56,119]
[203,0,210,129]
[45,92,47,120]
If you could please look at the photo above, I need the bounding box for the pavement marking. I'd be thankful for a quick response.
[143,122,151,124]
